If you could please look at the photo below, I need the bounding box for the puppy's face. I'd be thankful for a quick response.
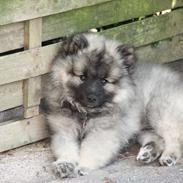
[70,51,119,108]
[52,34,136,110]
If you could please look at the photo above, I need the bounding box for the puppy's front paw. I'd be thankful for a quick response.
[159,154,177,166]
[52,160,76,178]
[136,142,160,164]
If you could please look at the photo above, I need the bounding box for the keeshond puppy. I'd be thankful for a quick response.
[44,33,183,178]
[44,33,142,178]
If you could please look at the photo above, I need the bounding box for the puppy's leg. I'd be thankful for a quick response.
[137,131,164,164]
[51,132,79,178]
[159,135,182,166]
[47,114,80,178]
[78,128,121,175]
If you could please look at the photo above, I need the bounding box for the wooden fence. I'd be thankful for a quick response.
[0,0,183,152]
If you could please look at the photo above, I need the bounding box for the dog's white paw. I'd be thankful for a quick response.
[159,154,177,166]
[52,160,76,178]
[137,142,160,164]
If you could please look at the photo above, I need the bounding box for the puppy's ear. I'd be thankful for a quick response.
[117,45,136,74]
[60,34,88,57]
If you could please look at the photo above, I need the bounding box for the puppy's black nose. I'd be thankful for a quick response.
[87,94,97,103]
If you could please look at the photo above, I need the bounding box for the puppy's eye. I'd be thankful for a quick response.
[80,75,86,81]
[101,79,108,85]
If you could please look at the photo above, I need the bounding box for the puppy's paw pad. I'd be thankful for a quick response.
[159,154,177,166]
[137,143,159,164]
[52,161,76,178]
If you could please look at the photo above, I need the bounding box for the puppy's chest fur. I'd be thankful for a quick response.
[60,101,106,140]
[61,101,86,121]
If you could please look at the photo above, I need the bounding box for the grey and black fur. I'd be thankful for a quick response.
[44,33,183,178]
[135,63,183,166]
[44,34,142,178]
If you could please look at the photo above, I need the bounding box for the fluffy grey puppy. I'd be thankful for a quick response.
[44,33,183,178]
[44,33,142,178]
[135,63,183,166]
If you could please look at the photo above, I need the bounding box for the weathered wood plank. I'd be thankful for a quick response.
[23,18,42,118]
[102,8,183,47]
[0,115,49,152]
[0,43,60,85]
[1,33,183,86]
[1,3,183,53]
[43,1,183,41]
[0,0,111,25]
[136,34,183,63]
[23,77,42,118]
[23,76,42,108]
[0,23,24,53]
[0,82,23,111]
[23,106,40,119]
[24,18,42,49]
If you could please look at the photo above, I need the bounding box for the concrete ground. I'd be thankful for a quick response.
[0,140,183,183]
